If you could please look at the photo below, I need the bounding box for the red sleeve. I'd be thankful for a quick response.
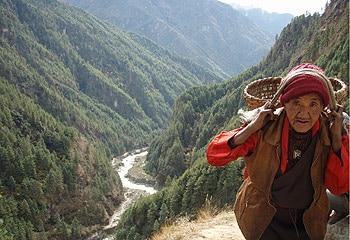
[325,134,349,195]
[206,126,258,167]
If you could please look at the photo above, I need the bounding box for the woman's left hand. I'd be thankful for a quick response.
[328,105,344,153]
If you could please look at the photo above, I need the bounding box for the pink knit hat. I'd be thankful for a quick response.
[279,63,330,107]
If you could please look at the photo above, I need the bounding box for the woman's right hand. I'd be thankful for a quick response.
[232,103,276,147]
[248,103,276,132]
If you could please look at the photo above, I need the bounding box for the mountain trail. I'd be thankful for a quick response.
[152,210,244,240]
[152,210,349,240]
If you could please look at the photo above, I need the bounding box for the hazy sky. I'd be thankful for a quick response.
[218,0,329,16]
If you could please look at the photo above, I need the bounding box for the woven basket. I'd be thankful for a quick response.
[243,77,348,110]
[243,77,282,110]
[330,77,348,106]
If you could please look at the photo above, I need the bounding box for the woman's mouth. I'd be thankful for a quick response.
[296,119,309,124]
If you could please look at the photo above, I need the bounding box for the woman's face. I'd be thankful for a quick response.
[284,93,324,133]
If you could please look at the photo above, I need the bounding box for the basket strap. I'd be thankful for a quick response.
[268,69,337,110]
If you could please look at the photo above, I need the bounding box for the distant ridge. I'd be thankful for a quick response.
[64,0,277,78]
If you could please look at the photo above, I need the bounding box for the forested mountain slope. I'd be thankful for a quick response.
[0,0,223,154]
[64,0,275,78]
[115,0,349,239]
[0,0,222,238]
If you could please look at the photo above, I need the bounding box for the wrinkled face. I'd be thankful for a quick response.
[284,93,324,133]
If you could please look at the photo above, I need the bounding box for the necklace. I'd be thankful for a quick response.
[287,128,312,169]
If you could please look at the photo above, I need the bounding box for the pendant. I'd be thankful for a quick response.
[293,149,302,159]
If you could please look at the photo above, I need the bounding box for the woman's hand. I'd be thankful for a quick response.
[248,102,276,132]
[328,105,344,153]
[231,103,276,147]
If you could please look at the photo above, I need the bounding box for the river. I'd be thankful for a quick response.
[100,150,157,238]
[115,151,157,194]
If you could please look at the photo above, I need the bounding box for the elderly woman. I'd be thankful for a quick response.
[206,63,349,240]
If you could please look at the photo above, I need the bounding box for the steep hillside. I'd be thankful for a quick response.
[0,0,221,154]
[64,0,275,78]
[0,76,124,239]
[114,0,349,239]
[0,0,222,238]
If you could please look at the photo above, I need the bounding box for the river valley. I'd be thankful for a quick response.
[106,150,157,229]
[88,149,157,240]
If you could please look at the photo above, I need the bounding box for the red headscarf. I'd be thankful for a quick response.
[279,63,330,107]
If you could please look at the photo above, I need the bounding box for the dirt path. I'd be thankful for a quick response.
[152,210,245,240]
[152,210,349,240]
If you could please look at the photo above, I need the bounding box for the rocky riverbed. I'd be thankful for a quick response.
[107,149,157,229]
[124,152,157,188]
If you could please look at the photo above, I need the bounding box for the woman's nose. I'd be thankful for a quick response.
[297,106,309,116]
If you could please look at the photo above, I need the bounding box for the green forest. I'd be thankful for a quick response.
[0,0,348,239]
[0,0,222,239]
